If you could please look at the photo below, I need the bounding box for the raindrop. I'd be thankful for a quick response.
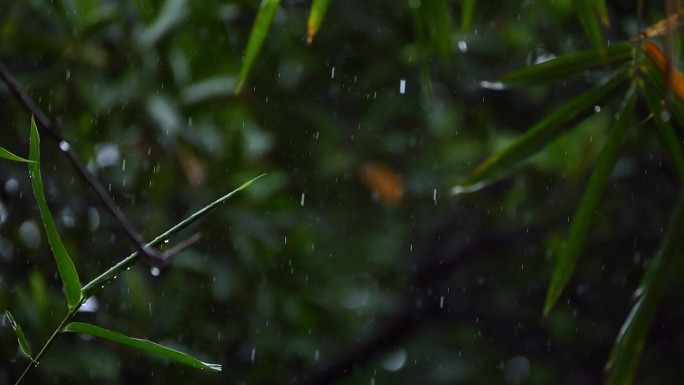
[439,296,444,308]
[380,348,407,371]
[65,70,71,81]
[457,40,468,53]
[660,110,671,122]
[399,79,406,94]
[122,159,126,171]
[19,220,41,249]
[4,178,19,194]
[503,356,531,385]
[59,140,70,151]
[479,81,505,90]
[150,267,161,276]
[301,193,305,206]
[60,207,76,228]
[95,143,120,168]
[314,350,320,361]
[251,348,256,363]
[78,296,99,313]
[594,105,601,113]
[88,207,100,232]
[331,67,335,79]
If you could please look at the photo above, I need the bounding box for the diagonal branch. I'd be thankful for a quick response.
[0,59,164,265]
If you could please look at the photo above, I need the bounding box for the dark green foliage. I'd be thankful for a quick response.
[1,1,683,385]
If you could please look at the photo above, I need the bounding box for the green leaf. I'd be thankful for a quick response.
[306,0,331,46]
[605,191,684,385]
[64,322,222,371]
[460,0,475,33]
[28,117,82,309]
[4,310,33,361]
[498,43,633,88]
[234,0,281,94]
[543,82,637,316]
[0,147,33,163]
[421,0,453,62]
[81,174,265,298]
[573,0,605,54]
[465,68,631,186]
[639,80,684,184]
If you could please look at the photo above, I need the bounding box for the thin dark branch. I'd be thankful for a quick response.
[0,59,164,265]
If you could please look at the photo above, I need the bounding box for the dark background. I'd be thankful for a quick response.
[1,1,682,384]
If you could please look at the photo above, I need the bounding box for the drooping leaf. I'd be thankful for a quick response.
[28,117,82,309]
[0,146,33,163]
[639,80,684,184]
[465,68,631,186]
[235,0,280,94]
[497,43,633,88]
[460,0,475,32]
[605,191,684,384]
[64,322,222,371]
[81,174,265,298]
[573,0,606,55]
[543,82,637,316]
[4,310,33,361]
[306,0,331,46]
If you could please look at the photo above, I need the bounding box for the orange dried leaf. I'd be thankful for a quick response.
[637,10,684,39]
[360,162,404,205]
[641,41,684,102]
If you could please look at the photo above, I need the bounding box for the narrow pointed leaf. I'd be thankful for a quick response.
[605,191,684,384]
[573,0,606,54]
[234,0,280,94]
[460,0,475,32]
[0,147,33,163]
[465,68,631,186]
[543,83,637,316]
[64,322,221,371]
[306,0,331,46]
[498,43,633,88]
[421,0,453,62]
[28,117,82,309]
[639,80,684,184]
[4,310,33,361]
[81,174,265,298]
[593,0,610,27]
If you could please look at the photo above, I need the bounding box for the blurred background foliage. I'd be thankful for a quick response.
[0,0,682,384]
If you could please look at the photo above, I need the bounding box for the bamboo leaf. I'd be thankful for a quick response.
[543,83,637,317]
[593,0,610,27]
[497,43,633,88]
[81,174,265,298]
[64,322,222,371]
[28,117,82,309]
[465,68,631,186]
[573,0,606,54]
[641,41,684,103]
[605,191,684,384]
[234,0,280,94]
[4,310,34,361]
[421,0,453,62]
[461,0,475,33]
[639,80,684,184]
[306,0,331,46]
[0,147,33,163]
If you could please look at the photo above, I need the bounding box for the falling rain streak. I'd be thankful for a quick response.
[399,79,406,94]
